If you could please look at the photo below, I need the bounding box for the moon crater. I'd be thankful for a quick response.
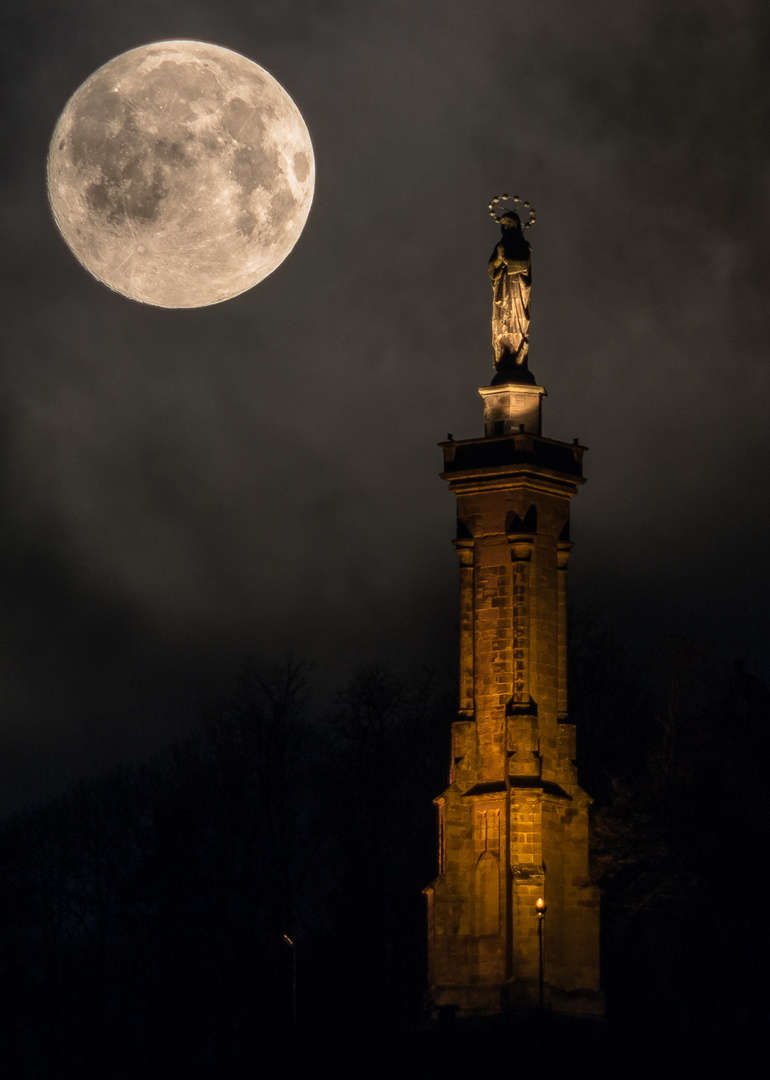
[48,41,315,308]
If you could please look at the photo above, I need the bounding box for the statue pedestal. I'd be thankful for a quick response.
[479,383,546,437]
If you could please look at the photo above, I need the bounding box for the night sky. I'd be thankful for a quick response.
[1,0,768,813]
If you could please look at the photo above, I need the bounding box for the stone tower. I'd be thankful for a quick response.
[424,203,602,1017]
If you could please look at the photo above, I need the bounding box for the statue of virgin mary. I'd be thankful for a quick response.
[488,211,531,375]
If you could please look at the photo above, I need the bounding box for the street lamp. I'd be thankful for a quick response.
[535,898,547,1009]
[282,934,296,1035]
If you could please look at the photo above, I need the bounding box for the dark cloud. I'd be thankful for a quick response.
[0,0,768,811]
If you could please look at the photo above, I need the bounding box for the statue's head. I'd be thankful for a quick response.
[499,211,522,230]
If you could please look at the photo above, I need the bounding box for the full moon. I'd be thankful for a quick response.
[47,41,315,308]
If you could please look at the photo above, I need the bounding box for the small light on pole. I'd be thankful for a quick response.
[282,934,296,1035]
[535,898,547,1008]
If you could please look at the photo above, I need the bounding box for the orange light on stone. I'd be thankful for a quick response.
[424,330,603,1018]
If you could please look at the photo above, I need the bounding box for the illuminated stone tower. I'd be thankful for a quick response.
[424,199,602,1017]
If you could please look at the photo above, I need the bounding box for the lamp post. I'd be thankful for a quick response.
[282,935,296,1036]
[535,898,546,1009]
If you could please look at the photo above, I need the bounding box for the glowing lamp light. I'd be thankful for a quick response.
[535,897,547,1007]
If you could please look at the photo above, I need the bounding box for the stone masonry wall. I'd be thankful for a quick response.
[425,431,602,1017]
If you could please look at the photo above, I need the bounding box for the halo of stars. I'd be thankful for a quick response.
[488,193,536,228]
